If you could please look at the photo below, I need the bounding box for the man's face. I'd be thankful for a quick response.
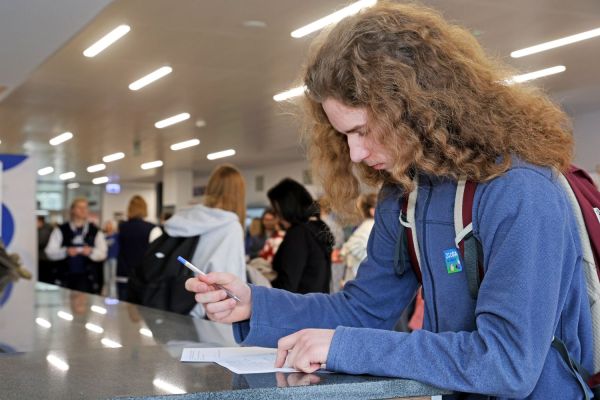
[71,201,89,221]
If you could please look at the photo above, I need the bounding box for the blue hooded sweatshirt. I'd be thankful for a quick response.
[233,161,594,399]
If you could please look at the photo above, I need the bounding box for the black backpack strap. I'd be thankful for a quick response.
[552,337,595,399]
[454,178,483,299]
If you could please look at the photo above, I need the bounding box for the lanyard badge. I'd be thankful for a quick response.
[443,248,463,274]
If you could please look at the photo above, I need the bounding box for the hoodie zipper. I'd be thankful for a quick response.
[420,177,440,333]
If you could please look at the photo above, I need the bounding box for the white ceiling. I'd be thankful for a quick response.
[1,0,599,184]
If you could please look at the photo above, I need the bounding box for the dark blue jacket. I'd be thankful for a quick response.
[234,161,594,399]
[117,218,155,278]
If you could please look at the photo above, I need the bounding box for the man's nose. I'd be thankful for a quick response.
[347,135,369,163]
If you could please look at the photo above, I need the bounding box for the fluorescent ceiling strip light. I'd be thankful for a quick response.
[67,182,80,189]
[273,85,306,102]
[170,138,200,151]
[35,318,52,328]
[85,323,104,334]
[155,113,190,129]
[207,149,236,160]
[141,160,163,170]
[57,311,73,321]
[59,172,76,181]
[152,379,185,395]
[102,152,125,163]
[506,65,566,84]
[46,355,69,371]
[291,0,377,38]
[49,132,73,146]
[37,167,54,176]
[87,163,106,173]
[139,328,153,337]
[91,305,107,315]
[101,338,122,348]
[511,27,600,58]
[83,25,131,58]
[92,176,109,185]
[129,66,172,90]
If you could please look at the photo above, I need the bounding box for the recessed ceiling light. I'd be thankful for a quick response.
[92,176,109,185]
[49,132,73,146]
[87,163,106,173]
[37,166,54,176]
[207,149,236,160]
[129,66,173,91]
[141,160,163,170]
[59,172,76,181]
[243,20,267,28]
[273,85,306,102]
[155,113,190,129]
[291,0,377,38]
[67,182,80,189]
[170,138,200,151]
[83,25,131,58]
[195,119,207,128]
[506,65,566,84]
[511,27,600,58]
[102,152,125,163]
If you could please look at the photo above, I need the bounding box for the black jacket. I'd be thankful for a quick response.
[271,219,333,294]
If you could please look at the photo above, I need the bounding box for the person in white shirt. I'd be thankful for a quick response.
[45,198,107,294]
[340,192,377,285]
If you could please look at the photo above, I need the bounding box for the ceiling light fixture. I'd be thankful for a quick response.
[102,152,125,163]
[85,323,104,334]
[129,66,173,91]
[207,149,236,160]
[511,27,600,58]
[92,176,109,185]
[273,85,306,102]
[141,160,163,170]
[59,172,76,181]
[101,338,122,348]
[87,163,106,173]
[49,132,73,146]
[506,65,566,84]
[35,318,52,328]
[37,167,54,176]
[155,113,190,129]
[291,0,377,38]
[83,25,131,58]
[67,182,80,189]
[170,138,200,151]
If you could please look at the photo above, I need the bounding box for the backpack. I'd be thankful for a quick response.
[397,165,600,398]
[128,233,200,314]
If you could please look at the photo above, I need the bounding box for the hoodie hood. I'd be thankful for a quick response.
[164,204,240,237]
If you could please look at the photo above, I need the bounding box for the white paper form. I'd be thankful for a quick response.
[181,347,298,374]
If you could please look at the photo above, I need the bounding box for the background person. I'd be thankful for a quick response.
[267,178,333,294]
[164,164,248,318]
[117,195,161,301]
[45,198,107,294]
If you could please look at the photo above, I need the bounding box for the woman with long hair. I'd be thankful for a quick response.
[267,178,333,294]
[165,164,247,318]
[185,3,593,398]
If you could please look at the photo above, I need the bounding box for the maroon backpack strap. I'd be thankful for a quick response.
[454,178,483,299]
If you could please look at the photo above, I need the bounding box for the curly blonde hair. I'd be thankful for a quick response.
[303,1,573,219]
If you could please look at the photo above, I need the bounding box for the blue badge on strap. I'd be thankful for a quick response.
[443,248,463,274]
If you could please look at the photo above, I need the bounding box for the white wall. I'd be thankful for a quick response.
[101,183,157,225]
[572,109,600,172]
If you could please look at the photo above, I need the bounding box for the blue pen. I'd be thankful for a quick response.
[177,256,241,302]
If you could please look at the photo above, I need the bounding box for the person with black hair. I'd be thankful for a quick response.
[267,178,333,294]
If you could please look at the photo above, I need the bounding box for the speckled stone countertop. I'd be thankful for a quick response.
[0,283,449,399]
